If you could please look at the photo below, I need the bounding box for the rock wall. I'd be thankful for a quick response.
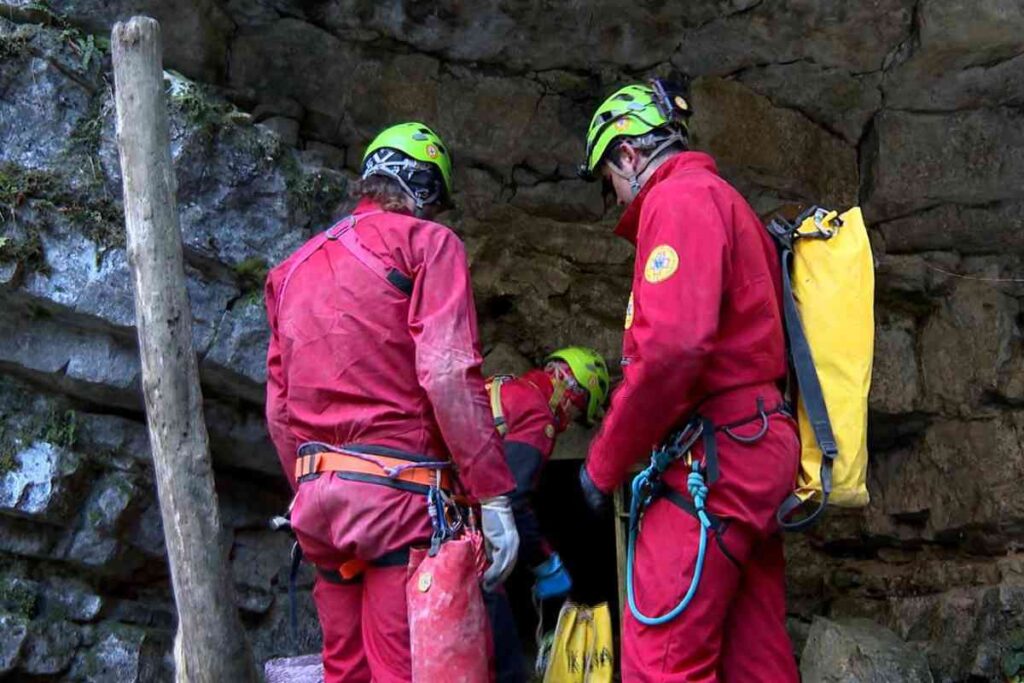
[0,1,1022,681]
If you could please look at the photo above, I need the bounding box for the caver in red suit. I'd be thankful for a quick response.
[265,196,516,683]
[584,152,801,682]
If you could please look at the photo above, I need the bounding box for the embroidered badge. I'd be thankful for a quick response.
[544,424,556,439]
[624,291,635,329]
[644,245,679,284]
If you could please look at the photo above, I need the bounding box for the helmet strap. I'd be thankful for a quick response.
[362,150,441,212]
[606,128,687,199]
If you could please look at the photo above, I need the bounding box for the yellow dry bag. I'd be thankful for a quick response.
[768,207,874,530]
[540,602,613,683]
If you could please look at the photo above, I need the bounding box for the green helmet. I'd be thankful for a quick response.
[546,347,611,425]
[580,79,692,180]
[362,122,453,209]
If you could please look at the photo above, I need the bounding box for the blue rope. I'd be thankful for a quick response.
[626,459,712,626]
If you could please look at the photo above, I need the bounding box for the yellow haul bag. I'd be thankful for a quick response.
[541,602,613,683]
[769,207,874,531]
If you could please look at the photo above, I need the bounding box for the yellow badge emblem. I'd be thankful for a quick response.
[624,291,634,329]
[544,424,555,439]
[644,245,679,284]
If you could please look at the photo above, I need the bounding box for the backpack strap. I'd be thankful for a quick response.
[775,243,838,531]
[274,211,412,317]
[329,215,414,296]
[486,375,512,436]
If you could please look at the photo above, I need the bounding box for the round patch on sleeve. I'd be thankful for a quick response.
[544,424,556,439]
[624,291,635,329]
[644,245,679,283]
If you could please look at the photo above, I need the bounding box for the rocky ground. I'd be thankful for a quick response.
[0,1,1022,681]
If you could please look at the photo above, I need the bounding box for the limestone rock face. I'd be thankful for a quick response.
[1,2,1022,680]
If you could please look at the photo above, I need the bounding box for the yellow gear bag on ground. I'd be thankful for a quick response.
[541,602,613,683]
[768,207,874,531]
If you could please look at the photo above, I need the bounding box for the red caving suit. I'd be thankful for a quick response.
[265,199,515,683]
[584,153,801,682]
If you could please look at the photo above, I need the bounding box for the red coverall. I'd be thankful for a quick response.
[584,153,801,682]
[486,370,564,683]
[499,369,563,566]
[265,199,515,683]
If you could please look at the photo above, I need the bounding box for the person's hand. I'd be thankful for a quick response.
[533,553,572,601]
[579,463,611,515]
[480,496,520,591]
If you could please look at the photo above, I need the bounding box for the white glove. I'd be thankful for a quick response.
[480,496,520,592]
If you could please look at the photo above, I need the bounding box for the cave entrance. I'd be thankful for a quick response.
[503,455,624,670]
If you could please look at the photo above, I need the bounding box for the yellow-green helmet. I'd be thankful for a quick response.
[546,347,611,424]
[580,79,692,180]
[362,122,453,208]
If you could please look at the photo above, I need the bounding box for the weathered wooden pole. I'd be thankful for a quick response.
[111,17,259,683]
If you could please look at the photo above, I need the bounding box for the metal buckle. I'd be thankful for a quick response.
[798,207,843,240]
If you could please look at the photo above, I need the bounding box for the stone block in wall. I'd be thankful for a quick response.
[0,442,84,523]
[231,530,293,614]
[203,297,270,400]
[919,279,1020,413]
[65,471,140,572]
[67,622,168,683]
[249,584,322,667]
[482,343,533,379]
[738,62,882,144]
[879,202,1024,256]
[42,0,234,84]
[0,611,28,674]
[0,515,63,558]
[41,577,102,623]
[864,109,1024,222]
[260,116,301,148]
[21,617,81,675]
[690,77,858,209]
[866,413,1024,543]
[801,617,933,683]
[888,584,1024,681]
[671,0,914,76]
[302,141,347,170]
[870,314,920,415]
[883,0,1024,110]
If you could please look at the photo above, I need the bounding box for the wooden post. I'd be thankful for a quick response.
[111,17,259,683]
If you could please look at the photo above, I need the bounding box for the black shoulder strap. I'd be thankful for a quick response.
[775,243,837,531]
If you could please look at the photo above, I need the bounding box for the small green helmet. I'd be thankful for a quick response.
[362,122,453,209]
[546,346,611,425]
[580,79,692,180]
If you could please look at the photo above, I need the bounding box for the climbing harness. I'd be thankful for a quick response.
[625,401,788,625]
[274,211,412,317]
[274,441,458,650]
[294,442,453,492]
[426,474,466,556]
[625,419,708,626]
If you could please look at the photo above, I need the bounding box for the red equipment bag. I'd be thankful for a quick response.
[407,531,491,683]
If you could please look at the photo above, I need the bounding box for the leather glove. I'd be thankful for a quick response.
[481,496,520,592]
[533,552,572,601]
[579,463,611,515]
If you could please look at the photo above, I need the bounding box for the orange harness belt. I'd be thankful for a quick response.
[294,451,453,491]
